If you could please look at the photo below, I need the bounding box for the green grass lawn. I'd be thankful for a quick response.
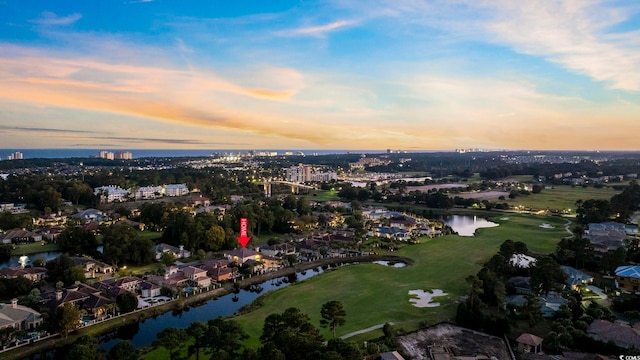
[233,214,569,348]
[11,242,59,255]
[306,190,340,202]
[508,185,620,213]
[139,231,163,241]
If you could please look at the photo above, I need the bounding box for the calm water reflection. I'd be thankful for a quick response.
[99,267,326,352]
[442,215,498,236]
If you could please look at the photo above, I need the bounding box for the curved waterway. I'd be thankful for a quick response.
[99,268,325,352]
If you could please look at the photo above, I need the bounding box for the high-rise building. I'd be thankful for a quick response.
[285,164,337,183]
[7,152,23,160]
[114,151,133,160]
[99,150,115,160]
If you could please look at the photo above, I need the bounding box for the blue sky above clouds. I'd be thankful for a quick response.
[0,0,639,150]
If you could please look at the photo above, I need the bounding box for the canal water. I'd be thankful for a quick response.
[99,267,326,351]
[441,215,499,236]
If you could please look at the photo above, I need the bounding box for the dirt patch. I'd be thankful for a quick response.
[397,323,512,360]
[406,184,468,192]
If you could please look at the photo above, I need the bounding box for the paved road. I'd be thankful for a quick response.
[340,322,394,339]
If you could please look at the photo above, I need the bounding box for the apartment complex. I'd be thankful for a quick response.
[285,164,337,183]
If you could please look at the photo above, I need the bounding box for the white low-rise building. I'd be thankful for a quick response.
[94,185,129,203]
[135,186,164,200]
[164,184,189,197]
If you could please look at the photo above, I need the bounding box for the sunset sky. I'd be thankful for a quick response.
[1,1,639,151]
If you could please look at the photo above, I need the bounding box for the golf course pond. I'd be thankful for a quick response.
[442,214,499,236]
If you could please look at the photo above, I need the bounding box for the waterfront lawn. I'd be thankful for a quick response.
[234,214,568,347]
[11,242,59,256]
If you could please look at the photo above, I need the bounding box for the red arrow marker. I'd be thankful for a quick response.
[237,218,251,248]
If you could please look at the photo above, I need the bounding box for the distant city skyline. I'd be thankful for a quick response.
[0,1,639,151]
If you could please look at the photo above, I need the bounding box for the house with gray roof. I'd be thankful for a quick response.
[0,299,43,331]
[588,319,640,349]
[561,265,594,290]
[587,222,628,252]
[153,243,191,261]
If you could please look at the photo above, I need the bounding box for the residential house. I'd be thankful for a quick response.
[72,208,108,223]
[70,256,114,279]
[615,265,640,292]
[586,222,628,253]
[223,248,262,265]
[199,259,233,282]
[99,276,142,293]
[153,243,191,261]
[561,266,594,290]
[209,267,233,282]
[507,276,532,295]
[42,283,117,318]
[180,266,211,288]
[389,215,418,231]
[259,243,297,258]
[140,281,161,298]
[147,267,190,288]
[0,299,43,331]
[380,351,406,360]
[0,229,42,244]
[506,292,567,317]
[187,195,211,207]
[0,267,47,282]
[0,202,28,214]
[115,219,145,231]
[370,227,412,242]
[33,213,67,226]
[587,319,640,349]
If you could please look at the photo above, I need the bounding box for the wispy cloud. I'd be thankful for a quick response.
[0,125,94,134]
[30,11,82,26]
[479,0,640,91]
[276,19,359,37]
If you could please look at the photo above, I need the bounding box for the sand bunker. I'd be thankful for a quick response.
[539,223,555,229]
[408,289,448,308]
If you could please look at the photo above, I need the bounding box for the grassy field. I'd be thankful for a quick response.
[508,185,620,213]
[11,242,59,255]
[139,230,163,242]
[305,190,340,202]
[233,214,569,348]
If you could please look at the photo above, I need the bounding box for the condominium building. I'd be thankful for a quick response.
[114,151,133,160]
[134,186,164,200]
[164,183,189,197]
[94,185,129,203]
[285,164,337,183]
[6,152,23,160]
[98,151,115,160]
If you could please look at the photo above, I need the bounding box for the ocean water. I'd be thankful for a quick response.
[0,149,382,159]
